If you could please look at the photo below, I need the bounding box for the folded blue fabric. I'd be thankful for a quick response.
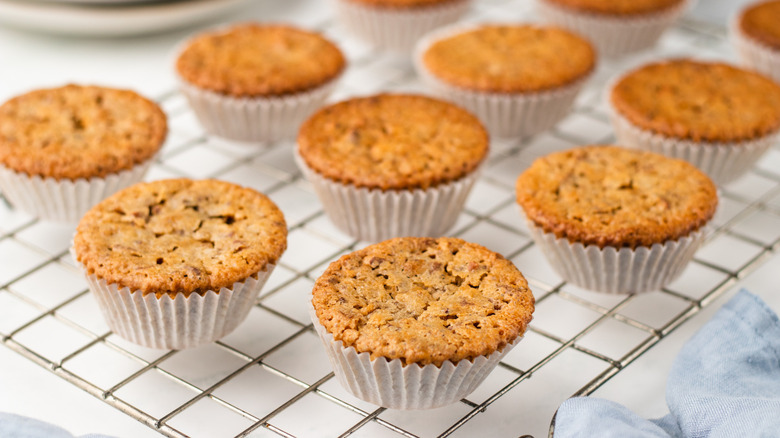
[0,413,115,438]
[554,289,780,438]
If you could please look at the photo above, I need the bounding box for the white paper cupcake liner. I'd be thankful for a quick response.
[610,110,777,186]
[334,0,471,53]
[177,77,340,145]
[78,262,275,350]
[296,152,478,242]
[536,0,689,58]
[527,220,706,294]
[731,18,780,83]
[309,306,522,409]
[414,24,591,139]
[0,160,153,223]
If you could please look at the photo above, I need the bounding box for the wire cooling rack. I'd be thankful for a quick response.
[4,2,780,437]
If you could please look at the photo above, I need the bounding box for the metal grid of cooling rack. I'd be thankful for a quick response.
[4,2,780,437]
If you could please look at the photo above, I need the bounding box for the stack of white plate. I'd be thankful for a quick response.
[0,0,248,37]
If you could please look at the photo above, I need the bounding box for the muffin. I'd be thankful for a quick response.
[536,0,689,57]
[175,23,346,143]
[516,145,717,294]
[297,94,488,242]
[415,24,595,138]
[310,237,534,409]
[72,178,287,349]
[333,0,472,53]
[732,0,780,83]
[0,84,166,222]
[609,59,780,185]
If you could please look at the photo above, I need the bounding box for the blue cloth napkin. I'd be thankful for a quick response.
[0,413,115,438]
[554,289,780,438]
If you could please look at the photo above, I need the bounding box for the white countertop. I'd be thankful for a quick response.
[1,1,779,437]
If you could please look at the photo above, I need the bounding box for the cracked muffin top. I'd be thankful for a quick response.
[542,0,684,15]
[421,25,595,93]
[610,59,780,142]
[298,94,488,190]
[739,0,780,49]
[516,145,718,249]
[73,178,287,298]
[312,237,535,367]
[0,84,167,180]
[175,23,346,97]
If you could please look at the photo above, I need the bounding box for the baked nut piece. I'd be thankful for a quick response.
[732,0,780,82]
[175,23,345,143]
[0,84,166,221]
[297,94,488,241]
[311,237,534,408]
[536,0,688,57]
[516,145,717,294]
[333,0,471,52]
[73,178,287,349]
[416,24,595,137]
[609,59,780,184]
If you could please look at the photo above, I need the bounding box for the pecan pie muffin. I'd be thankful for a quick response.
[0,84,166,221]
[516,145,717,294]
[297,93,488,242]
[311,237,534,409]
[175,23,345,143]
[416,24,595,138]
[609,59,780,184]
[73,178,287,349]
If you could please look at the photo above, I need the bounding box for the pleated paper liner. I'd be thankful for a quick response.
[177,78,340,145]
[0,159,152,223]
[527,221,706,295]
[334,0,472,53]
[610,109,777,186]
[296,152,479,242]
[77,260,275,350]
[536,0,690,58]
[309,306,523,410]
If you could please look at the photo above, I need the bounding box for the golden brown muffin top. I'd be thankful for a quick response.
[297,94,488,190]
[74,179,287,298]
[175,24,346,97]
[516,145,718,249]
[312,237,535,367]
[421,25,596,93]
[543,0,684,15]
[344,0,461,8]
[0,85,166,180]
[610,59,780,142]
[739,0,780,49]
